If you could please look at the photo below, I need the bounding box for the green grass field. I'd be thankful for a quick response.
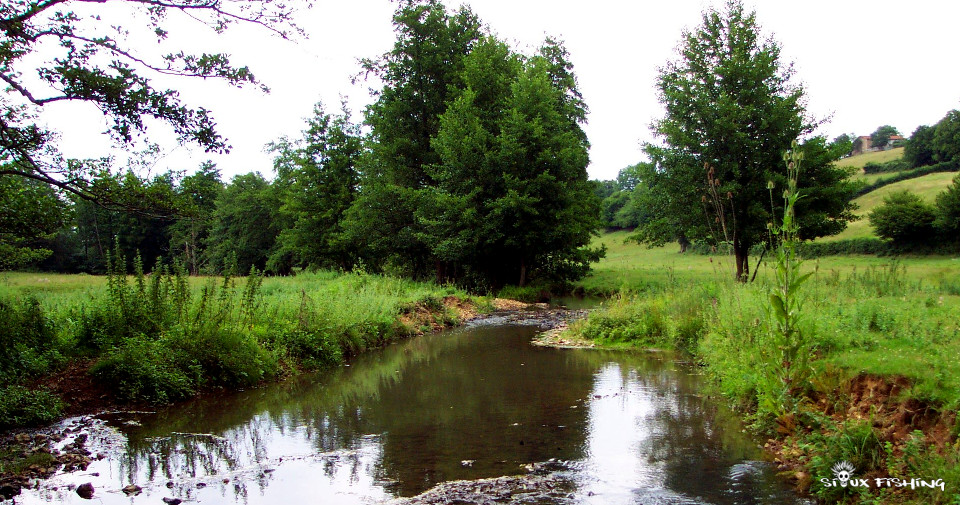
[580,230,960,293]
[819,171,958,241]
[837,147,905,170]
[0,269,475,429]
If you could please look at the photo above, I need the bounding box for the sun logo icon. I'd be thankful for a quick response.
[831,461,855,487]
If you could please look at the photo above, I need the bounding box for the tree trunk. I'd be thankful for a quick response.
[519,259,527,287]
[734,240,749,283]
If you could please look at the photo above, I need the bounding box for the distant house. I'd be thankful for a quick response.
[851,135,905,155]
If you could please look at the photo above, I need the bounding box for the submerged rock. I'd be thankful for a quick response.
[76,482,94,499]
[122,484,142,495]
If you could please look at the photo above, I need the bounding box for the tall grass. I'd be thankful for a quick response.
[0,254,469,425]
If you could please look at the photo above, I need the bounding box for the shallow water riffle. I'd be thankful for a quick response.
[17,323,808,504]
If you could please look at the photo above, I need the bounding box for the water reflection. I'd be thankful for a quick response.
[18,324,804,504]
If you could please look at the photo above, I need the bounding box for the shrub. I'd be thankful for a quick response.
[0,386,64,429]
[90,337,196,404]
[933,173,960,237]
[862,159,911,174]
[852,161,958,198]
[868,190,936,244]
[0,297,64,384]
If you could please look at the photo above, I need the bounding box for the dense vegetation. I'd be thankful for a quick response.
[1,0,601,292]
[0,251,475,428]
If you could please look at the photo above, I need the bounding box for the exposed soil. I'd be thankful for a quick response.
[844,374,955,450]
[763,373,957,496]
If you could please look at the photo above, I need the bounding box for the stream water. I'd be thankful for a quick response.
[17,321,807,504]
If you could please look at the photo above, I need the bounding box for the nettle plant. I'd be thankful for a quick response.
[763,140,815,413]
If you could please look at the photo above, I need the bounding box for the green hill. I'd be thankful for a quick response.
[820,171,958,242]
[838,147,905,171]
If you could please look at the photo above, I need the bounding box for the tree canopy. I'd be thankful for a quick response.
[344,0,602,289]
[869,125,901,149]
[634,0,855,280]
[0,0,304,212]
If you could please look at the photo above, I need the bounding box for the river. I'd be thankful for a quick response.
[16,319,807,504]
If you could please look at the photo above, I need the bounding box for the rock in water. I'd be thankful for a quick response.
[162,497,183,505]
[121,484,142,495]
[76,482,94,499]
[0,483,22,500]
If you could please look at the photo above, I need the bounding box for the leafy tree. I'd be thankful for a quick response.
[168,162,224,274]
[869,125,901,149]
[593,180,618,201]
[423,36,602,287]
[344,0,482,278]
[637,1,853,280]
[67,171,180,271]
[0,0,302,212]
[830,133,854,158]
[934,173,960,238]
[905,125,936,167]
[869,190,936,245]
[271,102,363,270]
[0,176,68,269]
[204,173,283,274]
[932,110,960,164]
[616,163,644,192]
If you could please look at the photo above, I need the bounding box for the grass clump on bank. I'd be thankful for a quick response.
[0,249,474,428]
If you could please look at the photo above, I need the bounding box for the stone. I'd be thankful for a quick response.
[122,484,142,496]
[0,483,22,500]
[76,482,95,499]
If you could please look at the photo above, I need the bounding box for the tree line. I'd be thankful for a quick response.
[0,0,602,290]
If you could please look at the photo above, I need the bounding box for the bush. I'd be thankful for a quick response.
[868,190,937,244]
[862,159,911,174]
[934,173,960,237]
[0,386,65,429]
[0,297,64,384]
[90,337,196,404]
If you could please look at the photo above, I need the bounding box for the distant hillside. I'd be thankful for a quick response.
[819,171,958,242]
[837,147,905,171]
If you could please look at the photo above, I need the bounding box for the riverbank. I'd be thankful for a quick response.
[0,269,487,491]
[561,260,960,504]
[0,272,591,499]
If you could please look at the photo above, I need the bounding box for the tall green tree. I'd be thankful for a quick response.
[204,173,283,274]
[904,125,936,167]
[932,110,960,164]
[168,162,224,274]
[344,0,482,278]
[0,175,68,269]
[637,1,854,280]
[272,102,363,270]
[427,37,603,287]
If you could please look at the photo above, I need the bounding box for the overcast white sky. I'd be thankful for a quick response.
[42,0,960,181]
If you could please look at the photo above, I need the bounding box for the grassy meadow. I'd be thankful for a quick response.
[838,147,906,170]
[571,231,960,504]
